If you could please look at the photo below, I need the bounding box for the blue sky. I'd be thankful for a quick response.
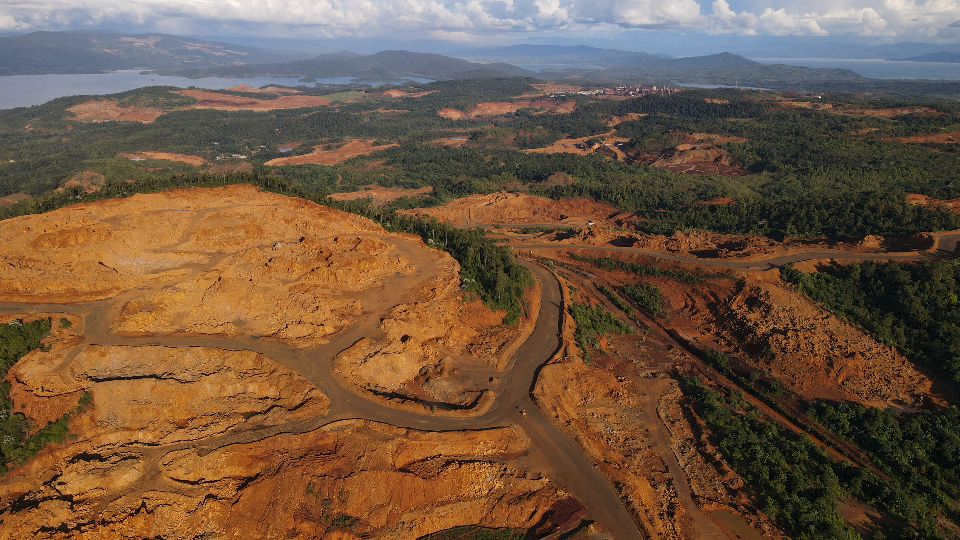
[1,0,958,46]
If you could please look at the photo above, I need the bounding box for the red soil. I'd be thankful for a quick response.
[651,133,748,176]
[264,139,398,166]
[439,99,576,120]
[0,193,31,207]
[906,193,960,212]
[329,186,433,206]
[383,89,433,98]
[68,100,164,123]
[119,151,208,167]
[178,89,333,111]
[894,131,960,144]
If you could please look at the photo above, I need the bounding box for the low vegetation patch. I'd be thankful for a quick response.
[1,318,90,473]
[572,254,727,284]
[619,283,665,318]
[419,526,525,540]
[569,302,631,361]
[597,284,634,316]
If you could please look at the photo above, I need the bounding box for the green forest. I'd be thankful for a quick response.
[684,378,959,538]
[782,261,960,385]
[0,318,90,474]
[809,400,960,535]
[2,79,959,241]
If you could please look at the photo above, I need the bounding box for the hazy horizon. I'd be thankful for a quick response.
[1,1,958,58]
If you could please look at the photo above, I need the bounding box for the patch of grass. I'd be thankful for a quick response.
[569,302,631,362]
[572,254,728,284]
[324,91,365,103]
[328,514,360,530]
[619,282,666,318]
[597,284,634,315]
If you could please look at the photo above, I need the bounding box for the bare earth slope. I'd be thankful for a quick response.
[406,191,620,228]
[0,186,590,538]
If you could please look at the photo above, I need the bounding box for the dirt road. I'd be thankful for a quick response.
[5,192,956,538]
[514,239,960,270]
[0,248,643,538]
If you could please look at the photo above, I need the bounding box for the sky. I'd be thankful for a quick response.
[1,0,959,47]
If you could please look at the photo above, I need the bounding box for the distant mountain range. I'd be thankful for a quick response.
[899,52,960,63]
[462,44,669,68]
[174,45,864,88]
[3,31,956,94]
[461,45,864,88]
[0,31,295,75]
[168,50,533,81]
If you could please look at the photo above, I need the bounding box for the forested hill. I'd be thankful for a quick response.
[168,50,533,81]
[902,52,960,63]
[461,45,866,89]
[0,31,287,75]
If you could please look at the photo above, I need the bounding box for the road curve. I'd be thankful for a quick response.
[0,260,644,539]
[5,222,957,537]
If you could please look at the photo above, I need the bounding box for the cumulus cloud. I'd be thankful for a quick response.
[0,0,958,41]
[710,0,827,36]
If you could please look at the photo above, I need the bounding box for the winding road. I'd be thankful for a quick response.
[0,254,644,538]
[3,198,958,539]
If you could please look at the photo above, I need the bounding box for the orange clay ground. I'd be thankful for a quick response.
[118,151,208,167]
[329,185,433,206]
[0,185,586,539]
[177,89,335,111]
[525,132,630,160]
[907,193,960,212]
[382,89,433,98]
[651,133,748,175]
[265,139,399,166]
[776,100,943,118]
[439,99,576,120]
[67,87,342,124]
[894,131,960,144]
[67,100,165,123]
[404,192,621,228]
[0,193,31,207]
[524,245,949,538]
